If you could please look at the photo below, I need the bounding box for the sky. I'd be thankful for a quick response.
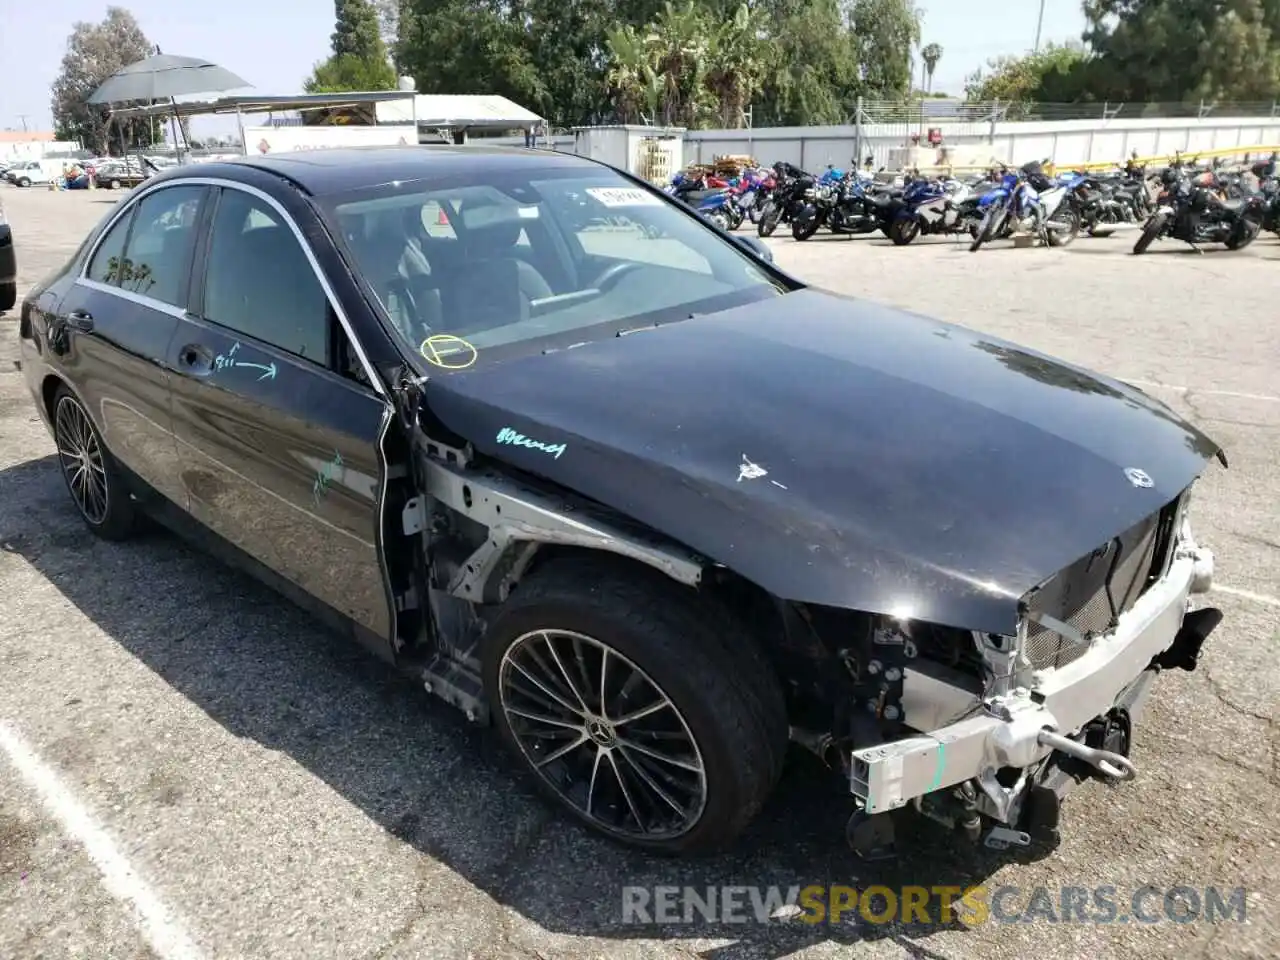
[0,0,1089,138]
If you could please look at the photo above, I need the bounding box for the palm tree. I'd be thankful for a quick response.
[921,42,943,93]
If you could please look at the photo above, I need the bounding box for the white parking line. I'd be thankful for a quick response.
[0,721,206,960]
[1213,584,1280,609]
[1123,380,1280,404]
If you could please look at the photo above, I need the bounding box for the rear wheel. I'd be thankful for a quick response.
[1225,217,1260,251]
[1133,213,1167,255]
[1046,204,1081,247]
[483,558,789,855]
[706,209,730,232]
[17,177,31,188]
[0,281,16,313]
[51,385,138,540]
[888,217,920,246]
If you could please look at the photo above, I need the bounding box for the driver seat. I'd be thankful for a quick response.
[442,208,553,334]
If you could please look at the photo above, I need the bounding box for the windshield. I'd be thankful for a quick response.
[321,164,788,373]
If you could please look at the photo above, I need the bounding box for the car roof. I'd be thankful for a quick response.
[158,145,601,197]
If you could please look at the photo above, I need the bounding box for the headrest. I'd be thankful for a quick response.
[460,204,525,255]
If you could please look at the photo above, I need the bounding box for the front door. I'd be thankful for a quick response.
[166,184,393,641]
[48,183,207,508]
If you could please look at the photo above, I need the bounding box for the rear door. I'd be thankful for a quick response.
[166,183,394,641]
[47,183,207,507]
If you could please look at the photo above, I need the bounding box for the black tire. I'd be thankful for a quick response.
[0,281,16,314]
[50,385,138,540]
[1225,218,1259,251]
[757,203,779,238]
[1046,204,1081,247]
[482,557,789,855]
[970,205,1002,252]
[792,216,819,241]
[110,179,121,190]
[1133,213,1166,255]
[888,217,920,246]
[17,177,31,188]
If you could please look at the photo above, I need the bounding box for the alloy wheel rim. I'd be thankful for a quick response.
[54,397,108,525]
[498,629,708,840]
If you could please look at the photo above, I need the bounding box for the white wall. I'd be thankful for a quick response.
[0,139,81,164]
[682,116,1280,170]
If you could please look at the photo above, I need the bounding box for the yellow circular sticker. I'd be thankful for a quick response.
[419,334,478,370]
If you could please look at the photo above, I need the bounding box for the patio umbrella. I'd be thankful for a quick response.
[87,53,249,105]
[88,51,250,163]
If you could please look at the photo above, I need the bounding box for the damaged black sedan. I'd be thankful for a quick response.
[17,146,1224,858]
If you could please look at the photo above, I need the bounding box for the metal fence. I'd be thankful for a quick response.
[854,98,1280,125]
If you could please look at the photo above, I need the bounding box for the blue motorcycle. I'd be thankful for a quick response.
[888,177,973,245]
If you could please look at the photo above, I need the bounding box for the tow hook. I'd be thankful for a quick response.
[1038,728,1137,781]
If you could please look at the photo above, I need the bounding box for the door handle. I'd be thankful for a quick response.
[176,343,214,375]
[65,310,94,332]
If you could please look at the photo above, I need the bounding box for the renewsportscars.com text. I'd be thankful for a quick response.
[621,884,1247,926]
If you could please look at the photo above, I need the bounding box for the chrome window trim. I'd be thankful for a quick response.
[78,176,388,398]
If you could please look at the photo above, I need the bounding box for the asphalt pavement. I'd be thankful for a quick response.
[0,185,1276,960]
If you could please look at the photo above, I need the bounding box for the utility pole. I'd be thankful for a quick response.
[17,114,29,132]
[1034,0,1046,52]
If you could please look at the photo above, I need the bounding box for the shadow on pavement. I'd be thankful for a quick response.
[0,454,1059,958]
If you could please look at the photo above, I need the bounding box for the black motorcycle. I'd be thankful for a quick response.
[791,175,902,241]
[757,171,813,238]
[1133,167,1265,254]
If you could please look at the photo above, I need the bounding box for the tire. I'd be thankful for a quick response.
[482,557,789,855]
[1046,204,1081,247]
[970,205,1002,252]
[792,216,819,241]
[110,179,121,190]
[50,385,138,540]
[1133,213,1166,255]
[1225,217,1260,251]
[0,281,16,313]
[707,209,730,232]
[888,217,920,246]
[757,203,779,238]
[17,177,31,188]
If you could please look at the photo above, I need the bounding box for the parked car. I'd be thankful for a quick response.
[0,195,16,312]
[93,158,151,190]
[17,147,1224,859]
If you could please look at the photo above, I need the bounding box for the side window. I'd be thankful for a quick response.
[202,188,330,366]
[85,209,134,285]
[113,185,204,306]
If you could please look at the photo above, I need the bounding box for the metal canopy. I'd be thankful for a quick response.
[110,91,417,120]
[89,53,251,104]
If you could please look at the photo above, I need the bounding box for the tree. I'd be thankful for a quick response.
[964,43,1092,110]
[49,7,156,154]
[1083,0,1280,102]
[850,0,921,100]
[306,0,397,92]
[921,42,942,93]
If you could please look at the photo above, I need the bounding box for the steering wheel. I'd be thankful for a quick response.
[589,260,644,291]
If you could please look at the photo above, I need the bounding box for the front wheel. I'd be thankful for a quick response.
[1225,217,1260,251]
[1133,213,1167,255]
[483,558,788,855]
[756,202,779,238]
[970,205,1003,252]
[706,209,730,232]
[792,213,820,241]
[17,177,31,188]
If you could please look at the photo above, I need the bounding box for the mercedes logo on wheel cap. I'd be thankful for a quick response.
[1124,467,1154,488]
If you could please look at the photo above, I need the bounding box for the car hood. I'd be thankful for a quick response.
[424,289,1221,635]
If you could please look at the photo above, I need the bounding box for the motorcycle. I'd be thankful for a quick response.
[758,170,816,238]
[1133,166,1266,254]
[969,161,1081,252]
[888,177,973,245]
[792,170,903,241]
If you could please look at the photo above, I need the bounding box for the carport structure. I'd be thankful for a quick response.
[112,91,547,152]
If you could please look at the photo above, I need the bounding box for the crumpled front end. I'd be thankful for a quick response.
[845,485,1220,855]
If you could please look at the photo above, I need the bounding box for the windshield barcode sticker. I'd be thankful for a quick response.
[586,187,662,207]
